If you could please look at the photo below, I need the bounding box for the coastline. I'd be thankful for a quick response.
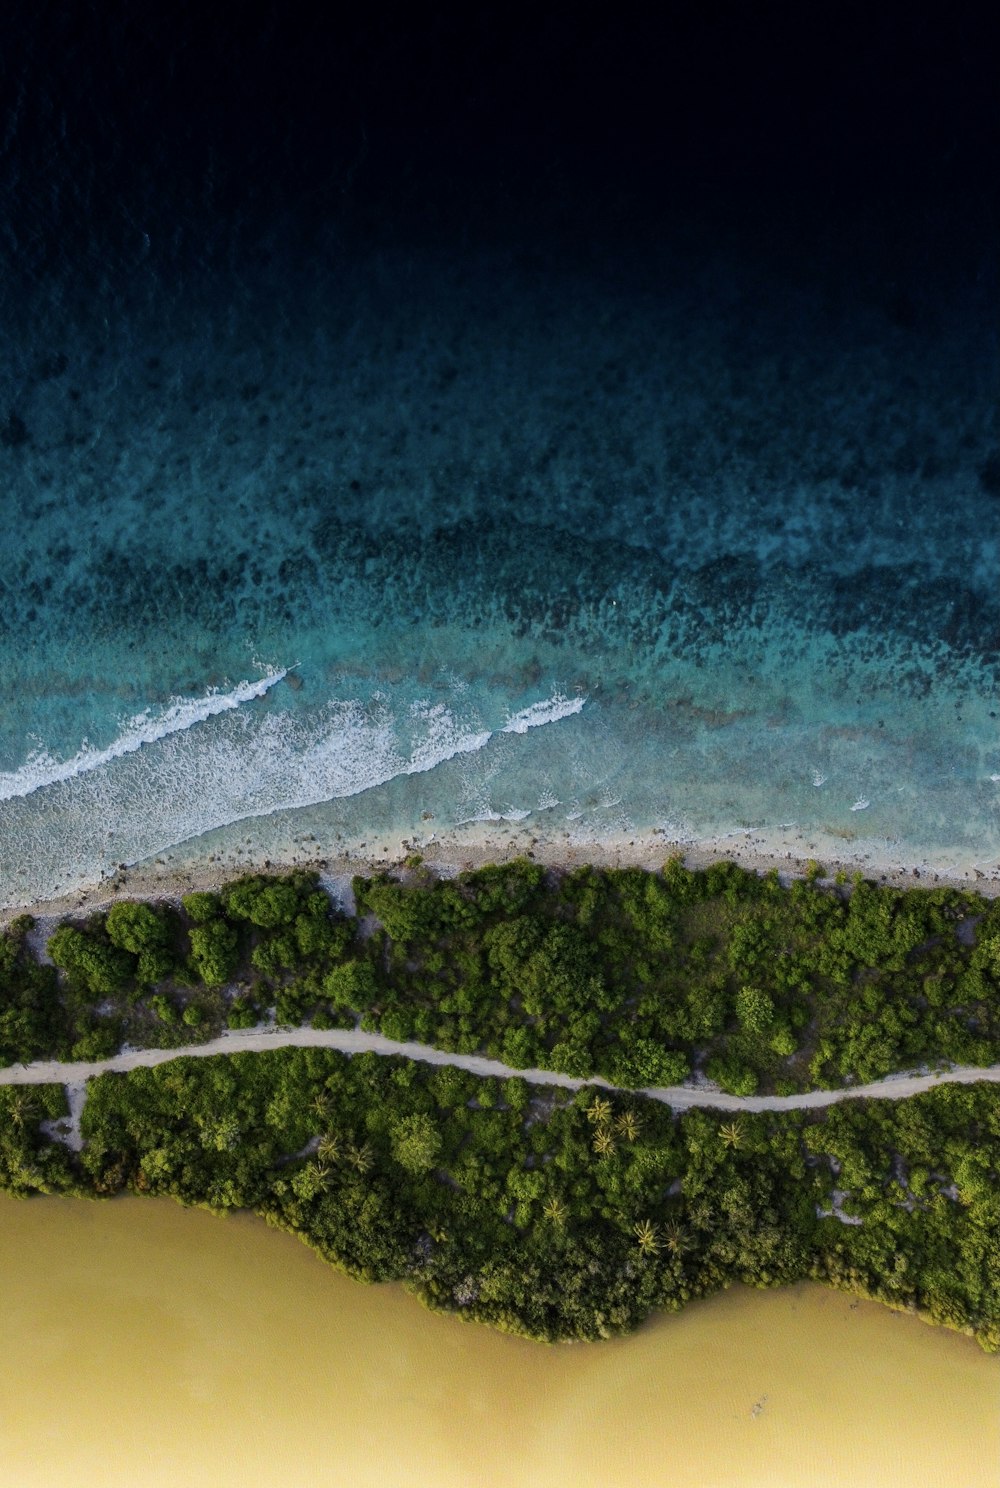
[5,814,999,928]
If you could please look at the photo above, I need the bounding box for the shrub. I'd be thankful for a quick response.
[323,960,378,1011]
[182,891,224,924]
[105,902,170,955]
[610,1040,689,1089]
[226,996,259,1030]
[223,875,304,929]
[48,926,134,998]
[188,922,239,987]
[735,985,775,1036]
[769,1024,797,1057]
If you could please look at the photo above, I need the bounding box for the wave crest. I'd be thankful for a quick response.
[0,680,588,905]
[0,668,289,802]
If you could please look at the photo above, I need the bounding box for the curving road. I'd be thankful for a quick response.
[2,1023,1000,1112]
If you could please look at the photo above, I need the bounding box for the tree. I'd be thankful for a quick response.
[5,1091,37,1128]
[662,1220,691,1256]
[223,875,303,929]
[323,960,377,1011]
[105,902,173,984]
[633,1219,660,1255]
[614,1110,642,1142]
[291,1160,333,1201]
[391,1114,441,1175]
[593,1128,616,1159]
[48,926,133,997]
[188,921,239,987]
[346,1140,374,1174]
[182,891,224,923]
[543,1196,568,1227]
[317,1133,341,1163]
[720,1121,745,1150]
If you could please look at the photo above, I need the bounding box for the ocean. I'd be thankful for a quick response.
[1,7,997,907]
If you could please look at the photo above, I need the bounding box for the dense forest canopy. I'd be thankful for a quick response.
[1,1048,998,1351]
[3,859,999,1096]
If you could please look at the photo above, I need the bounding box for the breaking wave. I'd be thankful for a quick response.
[0,684,588,905]
[0,668,290,802]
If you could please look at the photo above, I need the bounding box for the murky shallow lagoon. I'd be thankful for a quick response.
[0,1195,996,1487]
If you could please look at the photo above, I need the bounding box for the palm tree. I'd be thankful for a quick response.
[587,1096,613,1125]
[592,1127,616,1158]
[311,1161,333,1191]
[317,1133,341,1164]
[633,1219,660,1255]
[311,1092,332,1124]
[720,1120,745,1150]
[6,1092,37,1129]
[662,1220,691,1256]
[346,1139,374,1173]
[543,1196,569,1227]
[614,1110,641,1142]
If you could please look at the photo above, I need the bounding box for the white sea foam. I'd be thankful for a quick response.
[0,684,587,905]
[453,806,533,825]
[501,693,586,734]
[0,668,289,802]
[850,797,871,812]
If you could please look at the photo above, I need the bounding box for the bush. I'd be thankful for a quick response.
[735,985,775,1037]
[48,926,134,998]
[105,902,170,957]
[323,960,378,1011]
[182,891,224,924]
[189,922,239,987]
[391,1113,442,1174]
[223,875,304,929]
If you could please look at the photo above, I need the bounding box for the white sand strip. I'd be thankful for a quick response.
[2,1024,998,1113]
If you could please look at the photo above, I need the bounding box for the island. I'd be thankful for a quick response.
[1,857,998,1350]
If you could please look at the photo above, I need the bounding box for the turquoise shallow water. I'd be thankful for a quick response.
[1,224,998,906]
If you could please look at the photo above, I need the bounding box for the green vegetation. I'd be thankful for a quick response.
[0,871,356,1062]
[3,858,997,1350]
[0,916,63,1065]
[354,857,999,1092]
[1,1048,997,1350]
[2,859,1000,1096]
[0,1083,74,1195]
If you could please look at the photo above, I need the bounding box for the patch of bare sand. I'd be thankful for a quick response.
[3,816,997,929]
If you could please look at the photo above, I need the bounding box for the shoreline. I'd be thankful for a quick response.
[4,816,999,927]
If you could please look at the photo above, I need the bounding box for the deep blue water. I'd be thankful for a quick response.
[1,6,997,904]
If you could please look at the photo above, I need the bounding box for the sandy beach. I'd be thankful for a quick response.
[3,811,999,931]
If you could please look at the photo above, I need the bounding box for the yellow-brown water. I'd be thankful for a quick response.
[0,1194,996,1487]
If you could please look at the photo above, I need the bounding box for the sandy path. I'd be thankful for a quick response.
[2,1024,999,1113]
